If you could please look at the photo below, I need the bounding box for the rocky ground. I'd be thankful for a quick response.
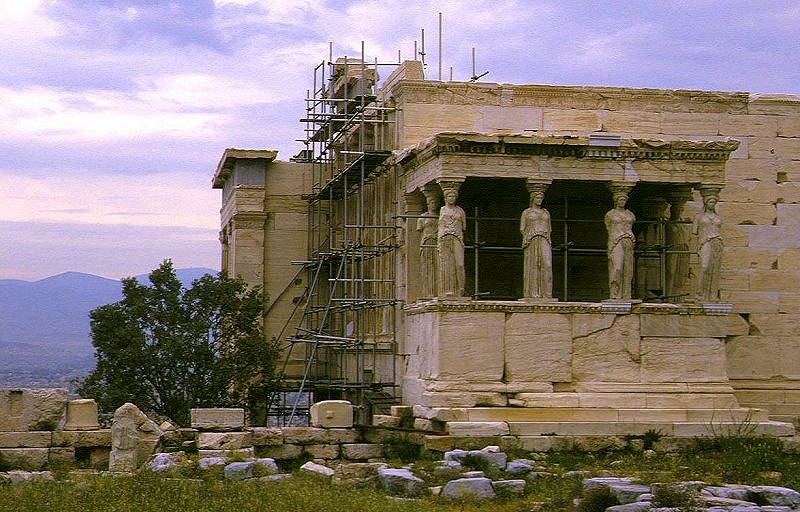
[4,445,800,511]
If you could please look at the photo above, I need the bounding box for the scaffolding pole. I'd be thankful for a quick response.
[270,43,402,426]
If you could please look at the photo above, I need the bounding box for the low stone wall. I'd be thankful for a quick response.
[0,392,395,472]
[0,389,110,470]
[181,404,386,464]
[2,390,798,473]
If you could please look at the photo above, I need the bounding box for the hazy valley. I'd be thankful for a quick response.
[0,268,216,388]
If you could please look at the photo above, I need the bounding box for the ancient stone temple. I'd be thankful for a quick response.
[213,56,800,444]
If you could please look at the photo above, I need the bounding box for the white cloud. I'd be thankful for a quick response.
[0,68,285,142]
[0,86,223,140]
[0,170,219,230]
[137,73,279,109]
[0,0,62,42]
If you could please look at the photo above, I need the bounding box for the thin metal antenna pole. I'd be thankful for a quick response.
[420,28,426,65]
[472,47,476,78]
[438,12,442,81]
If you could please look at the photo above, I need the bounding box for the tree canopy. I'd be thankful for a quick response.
[76,260,280,425]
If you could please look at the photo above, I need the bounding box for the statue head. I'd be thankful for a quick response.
[443,187,458,205]
[426,194,440,212]
[421,188,440,213]
[700,187,721,213]
[612,191,628,209]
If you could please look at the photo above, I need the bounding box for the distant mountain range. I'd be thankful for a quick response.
[0,268,216,388]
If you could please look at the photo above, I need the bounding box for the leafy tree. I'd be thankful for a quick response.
[76,260,280,425]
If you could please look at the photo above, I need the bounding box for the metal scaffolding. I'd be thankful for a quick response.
[270,46,401,425]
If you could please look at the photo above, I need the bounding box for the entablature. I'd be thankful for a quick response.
[404,299,730,317]
[396,132,738,193]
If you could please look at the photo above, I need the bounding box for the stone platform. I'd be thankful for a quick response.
[398,300,797,445]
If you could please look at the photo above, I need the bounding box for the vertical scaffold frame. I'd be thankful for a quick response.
[271,43,401,426]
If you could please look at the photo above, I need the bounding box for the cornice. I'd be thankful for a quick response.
[394,132,739,170]
[212,148,277,188]
[387,81,751,113]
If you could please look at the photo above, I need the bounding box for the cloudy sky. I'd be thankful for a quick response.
[1,0,798,281]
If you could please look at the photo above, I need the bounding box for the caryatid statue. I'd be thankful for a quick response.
[437,181,466,298]
[605,184,636,300]
[417,186,440,298]
[520,183,553,299]
[694,186,723,302]
[665,188,693,300]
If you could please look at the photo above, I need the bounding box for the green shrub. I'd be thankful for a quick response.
[651,484,698,510]
[576,486,618,512]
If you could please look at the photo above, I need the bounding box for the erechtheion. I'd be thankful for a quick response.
[213,53,800,444]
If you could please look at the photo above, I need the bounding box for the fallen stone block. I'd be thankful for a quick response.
[300,461,335,479]
[225,461,256,480]
[702,485,751,501]
[442,477,496,500]
[378,467,425,496]
[697,495,758,508]
[198,456,227,470]
[333,462,388,486]
[146,452,187,473]
[222,458,277,480]
[492,479,527,496]
[254,458,279,475]
[433,460,462,479]
[608,483,651,504]
[749,486,800,508]
[108,403,163,473]
[505,459,534,476]
[466,447,508,471]
[583,477,639,491]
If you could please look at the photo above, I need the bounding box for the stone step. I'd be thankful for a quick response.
[464,407,770,423]
[423,423,798,453]
[509,392,740,409]
[508,420,794,437]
